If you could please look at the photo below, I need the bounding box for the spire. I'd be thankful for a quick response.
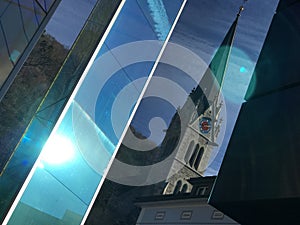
[237,5,244,17]
[194,3,243,105]
[208,4,243,90]
[189,4,244,141]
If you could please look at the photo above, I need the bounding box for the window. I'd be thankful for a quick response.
[194,147,204,170]
[195,186,208,196]
[155,211,165,220]
[188,144,199,167]
[211,210,224,220]
[181,210,193,220]
[173,180,182,195]
[181,184,188,193]
[185,140,195,163]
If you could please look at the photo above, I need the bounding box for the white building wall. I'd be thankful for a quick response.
[136,200,239,225]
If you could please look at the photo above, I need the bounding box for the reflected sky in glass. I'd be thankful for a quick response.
[4,0,281,223]
[45,0,97,48]
[6,0,185,224]
[168,0,279,175]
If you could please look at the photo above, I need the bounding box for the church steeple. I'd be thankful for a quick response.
[189,4,244,144]
[205,3,244,99]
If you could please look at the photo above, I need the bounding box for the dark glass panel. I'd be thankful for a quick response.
[44,0,96,48]
[19,0,41,39]
[88,0,119,26]
[1,2,29,63]
[0,28,13,87]
[32,0,47,24]
[44,0,56,11]
[0,0,9,15]
[210,85,300,224]
[245,2,300,100]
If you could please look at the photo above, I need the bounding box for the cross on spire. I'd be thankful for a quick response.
[238,0,248,16]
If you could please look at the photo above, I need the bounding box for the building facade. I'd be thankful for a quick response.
[136,177,239,225]
[0,0,283,225]
[210,1,300,224]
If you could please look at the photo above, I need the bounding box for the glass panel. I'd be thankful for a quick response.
[45,0,96,48]
[32,0,47,24]
[0,0,282,224]
[84,1,188,224]
[1,2,29,63]
[0,0,104,222]
[0,0,48,89]
[0,29,13,87]
[36,0,55,11]
[0,0,9,15]
[89,0,121,26]
[6,0,185,224]
[44,0,56,11]
[8,105,99,225]
[19,0,40,39]
[0,0,283,224]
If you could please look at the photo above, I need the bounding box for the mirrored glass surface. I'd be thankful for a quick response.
[2,0,279,224]
[84,0,278,224]
[0,0,47,88]
[45,0,97,48]
[37,0,56,11]
[0,0,103,222]
[0,30,13,85]
[6,0,185,224]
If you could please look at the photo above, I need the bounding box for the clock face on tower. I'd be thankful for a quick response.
[199,117,212,134]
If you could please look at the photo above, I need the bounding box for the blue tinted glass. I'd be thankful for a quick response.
[0,0,46,88]
[0,29,13,86]
[6,0,185,224]
[45,0,56,11]
[37,0,56,11]
[0,0,9,15]
[19,2,40,39]
[1,3,30,62]
[45,0,96,48]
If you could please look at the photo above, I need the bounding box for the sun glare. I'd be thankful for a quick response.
[40,134,75,165]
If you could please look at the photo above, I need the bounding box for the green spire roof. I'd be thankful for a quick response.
[209,13,240,87]
[199,8,241,103]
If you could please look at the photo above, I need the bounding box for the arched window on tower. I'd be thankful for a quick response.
[181,183,188,193]
[189,144,199,167]
[173,180,182,195]
[185,140,195,163]
[194,147,204,170]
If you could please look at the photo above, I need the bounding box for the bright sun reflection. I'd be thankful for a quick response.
[239,66,247,73]
[40,135,75,165]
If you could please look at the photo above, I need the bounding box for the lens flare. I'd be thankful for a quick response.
[40,135,75,165]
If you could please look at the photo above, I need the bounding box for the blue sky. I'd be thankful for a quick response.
[45,0,96,48]
[171,0,279,174]
[44,0,279,176]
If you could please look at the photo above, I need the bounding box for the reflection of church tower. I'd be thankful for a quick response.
[163,6,243,195]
